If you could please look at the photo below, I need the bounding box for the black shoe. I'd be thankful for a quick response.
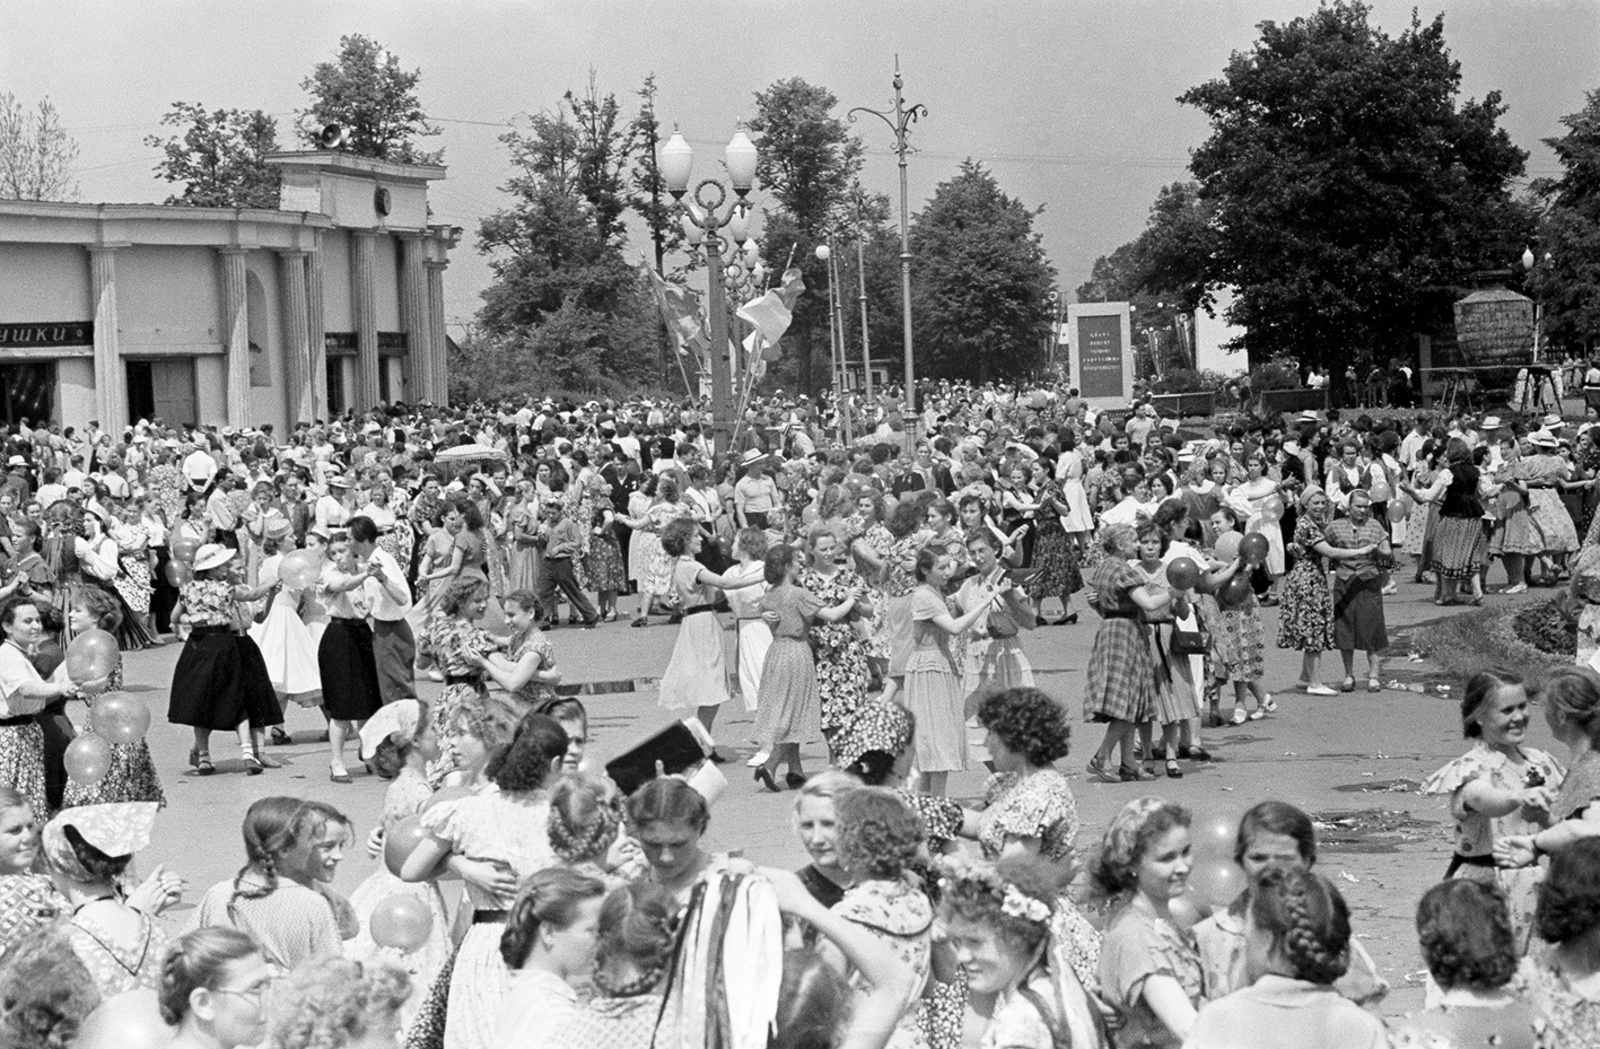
[269,727,293,746]
[582,619,599,629]
[785,772,807,790]
[1165,759,1183,778]
[707,750,728,764]
[753,767,779,792]
[1061,612,1079,625]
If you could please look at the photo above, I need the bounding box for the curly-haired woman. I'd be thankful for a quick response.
[974,687,1077,865]
[426,575,504,781]
[1092,798,1203,1048]
[266,955,410,1049]
[1388,880,1534,1049]
[830,788,933,1049]
[1186,868,1385,1049]
[1527,836,1600,1043]
[939,854,1106,1049]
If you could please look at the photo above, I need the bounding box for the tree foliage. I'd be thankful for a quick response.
[1527,89,1600,355]
[146,102,281,208]
[0,93,78,201]
[475,79,659,394]
[1180,1,1528,369]
[747,78,866,394]
[910,160,1055,383]
[298,35,443,164]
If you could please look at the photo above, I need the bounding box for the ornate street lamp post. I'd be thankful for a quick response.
[850,57,926,422]
[659,128,759,456]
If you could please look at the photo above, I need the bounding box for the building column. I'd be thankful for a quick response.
[306,238,327,421]
[218,248,251,427]
[399,233,430,404]
[425,260,449,406]
[351,230,379,411]
[87,245,129,434]
[277,250,311,426]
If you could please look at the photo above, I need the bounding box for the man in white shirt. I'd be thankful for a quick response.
[1398,413,1431,470]
[349,514,416,704]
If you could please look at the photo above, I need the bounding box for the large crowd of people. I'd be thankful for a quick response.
[2,382,1600,1048]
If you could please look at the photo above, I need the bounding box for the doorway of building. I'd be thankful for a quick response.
[379,355,408,404]
[126,359,197,428]
[0,361,55,426]
[326,358,347,415]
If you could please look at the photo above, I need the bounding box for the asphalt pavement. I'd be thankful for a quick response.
[113,575,1551,1017]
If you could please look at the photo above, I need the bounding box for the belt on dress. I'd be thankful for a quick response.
[444,674,479,686]
[0,715,32,728]
[682,603,718,616]
[1444,852,1497,877]
[472,909,509,924]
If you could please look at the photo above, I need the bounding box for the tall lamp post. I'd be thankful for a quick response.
[659,127,760,456]
[850,57,926,421]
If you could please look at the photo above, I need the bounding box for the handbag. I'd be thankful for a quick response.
[1169,625,1211,656]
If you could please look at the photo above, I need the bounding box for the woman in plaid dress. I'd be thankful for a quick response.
[1084,523,1173,783]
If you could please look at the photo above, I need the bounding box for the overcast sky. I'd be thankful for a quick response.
[5,0,1596,337]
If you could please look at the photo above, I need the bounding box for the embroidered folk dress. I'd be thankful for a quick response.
[1422,739,1565,952]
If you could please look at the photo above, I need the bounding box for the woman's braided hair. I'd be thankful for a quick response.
[227,797,314,922]
[548,772,626,866]
[1250,867,1351,985]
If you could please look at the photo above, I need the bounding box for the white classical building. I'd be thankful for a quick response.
[0,151,460,434]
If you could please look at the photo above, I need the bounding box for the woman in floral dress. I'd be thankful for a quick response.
[1276,489,1341,696]
[1421,666,1563,953]
[109,501,155,636]
[831,788,934,1049]
[1029,456,1083,625]
[582,474,627,622]
[428,576,505,780]
[974,686,1102,998]
[800,527,872,760]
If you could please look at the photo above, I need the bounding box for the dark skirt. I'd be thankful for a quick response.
[1333,574,1388,652]
[318,617,383,722]
[168,627,283,731]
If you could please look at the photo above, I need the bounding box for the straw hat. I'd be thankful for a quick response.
[192,543,236,572]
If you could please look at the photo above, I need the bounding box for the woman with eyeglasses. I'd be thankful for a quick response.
[159,926,274,1049]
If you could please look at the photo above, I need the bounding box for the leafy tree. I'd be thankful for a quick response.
[1527,90,1600,355]
[0,93,78,201]
[1180,1,1528,381]
[476,81,659,393]
[910,160,1055,383]
[298,35,443,164]
[146,102,281,208]
[747,78,865,394]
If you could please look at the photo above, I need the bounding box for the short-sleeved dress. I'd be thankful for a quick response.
[167,577,282,732]
[978,769,1102,996]
[1529,955,1600,1048]
[658,558,732,712]
[1083,558,1156,723]
[420,786,556,1049]
[978,769,1078,864]
[188,875,342,970]
[1276,513,1337,653]
[753,584,823,746]
[0,641,54,816]
[508,626,559,714]
[346,766,451,1021]
[66,903,171,997]
[801,567,871,737]
[1097,903,1205,1049]
[1422,740,1566,951]
[902,584,967,773]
